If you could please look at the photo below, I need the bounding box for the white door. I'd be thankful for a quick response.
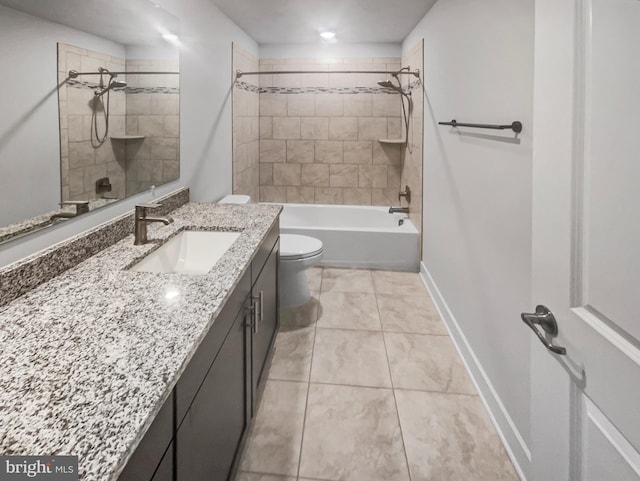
[530,0,640,480]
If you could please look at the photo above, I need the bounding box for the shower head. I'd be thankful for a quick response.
[94,79,127,97]
[377,79,408,97]
[377,80,395,88]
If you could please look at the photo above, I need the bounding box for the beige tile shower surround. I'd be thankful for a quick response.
[124,58,180,197]
[235,267,518,481]
[58,44,179,202]
[58,43,126,202]
[401,40,425,234]
[233,56,414,206]
[232,44,260,200]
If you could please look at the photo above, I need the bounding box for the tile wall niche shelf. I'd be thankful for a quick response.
[110,135,146,140]
[378,138,405,144]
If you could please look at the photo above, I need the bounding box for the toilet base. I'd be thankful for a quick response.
[280,268,311,308]
[279,253,323,309]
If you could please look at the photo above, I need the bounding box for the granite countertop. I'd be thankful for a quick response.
[0,202,282,481]
[0,198,118,244]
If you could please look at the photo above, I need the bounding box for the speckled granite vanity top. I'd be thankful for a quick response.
[0,201,281,481]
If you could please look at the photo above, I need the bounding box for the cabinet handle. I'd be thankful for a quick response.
[247,304,257,334]
[251,295,260,333]
[259,290,264,323]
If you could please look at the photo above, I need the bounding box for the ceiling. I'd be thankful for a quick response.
[209,0,437,44]
[0,0,179,46]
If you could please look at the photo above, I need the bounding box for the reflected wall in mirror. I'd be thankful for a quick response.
[0,0,180,244]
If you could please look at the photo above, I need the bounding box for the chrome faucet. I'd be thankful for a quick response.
[134,203,174,245]
[50,200,90,221]
[389,206,409,214]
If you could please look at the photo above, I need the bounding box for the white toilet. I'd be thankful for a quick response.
[279,234,323,308]
[218,195,324,308]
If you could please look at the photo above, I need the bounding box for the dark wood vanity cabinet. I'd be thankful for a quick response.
[250,238,279,414]
[176,298,250,481]
[119,220,280,481]
[117,393,174,481]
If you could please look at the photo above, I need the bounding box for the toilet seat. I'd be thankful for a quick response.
[280,234,323,260]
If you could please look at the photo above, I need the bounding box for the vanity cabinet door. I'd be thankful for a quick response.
[176,299,249,481]
[251,241,279,414]
[117,392,174,481]
[176,269,250,428]
[150,442,173,481]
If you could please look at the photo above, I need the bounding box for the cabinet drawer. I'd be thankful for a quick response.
[251,219,279,285]
[176,268,250,427]
[117,392,174,481]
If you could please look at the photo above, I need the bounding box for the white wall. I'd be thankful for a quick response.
[125,45,179,61]
[404,0,534,478]
[0,5,125,227]
[260,42,400,59]
[160,0,257,204]
[0,0,257,267]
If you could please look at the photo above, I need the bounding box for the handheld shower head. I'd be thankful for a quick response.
[110,80,127,89]
[377,80,395,88]
[95,78,127,97]
[377,79,407,96]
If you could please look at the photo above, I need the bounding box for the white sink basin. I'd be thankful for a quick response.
[130,230,241,274]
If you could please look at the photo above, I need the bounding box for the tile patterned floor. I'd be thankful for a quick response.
[236,268,519,481]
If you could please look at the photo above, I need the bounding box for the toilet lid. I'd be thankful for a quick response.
[280,234,323,260]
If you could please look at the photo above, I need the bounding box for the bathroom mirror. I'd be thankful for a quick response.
[0,0,180,244]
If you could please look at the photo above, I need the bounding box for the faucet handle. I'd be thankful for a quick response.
[398,185,411,203]
[136,203,161,209]
[60,200,89,215]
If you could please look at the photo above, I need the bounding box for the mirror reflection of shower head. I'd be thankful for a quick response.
[95,78,127,97]
[110,80,127,89]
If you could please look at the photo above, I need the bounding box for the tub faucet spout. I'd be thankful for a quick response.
[389,206,409,214]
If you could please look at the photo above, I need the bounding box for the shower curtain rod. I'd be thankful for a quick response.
[235,69,420,78]
[68,70,179,78]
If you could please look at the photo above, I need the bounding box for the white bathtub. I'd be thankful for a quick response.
[273,203,419,272]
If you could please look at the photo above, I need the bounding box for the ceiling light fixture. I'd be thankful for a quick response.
[162,33,179,41]
[320,31,336,40]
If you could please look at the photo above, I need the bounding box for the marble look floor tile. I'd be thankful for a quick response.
[376,293,448,335]
[371,270,426,296]
[321,268,374,293]
[299,384,410,481]
[384,333,476,394]
[280,292,319,327]
[311,328,391,388]
[235,473,296,481]
[306,267,323,291]
[239,380,308,476]
[395,390,518,481]
[268,325,315,382]
[317,291,381,330]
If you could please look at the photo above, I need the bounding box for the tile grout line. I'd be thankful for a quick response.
[312,324,450,336]
[303,379,478,397]
[375,290,414,481]
[295,267,323,480]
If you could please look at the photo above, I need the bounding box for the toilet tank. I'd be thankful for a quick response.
[218,195,251,204]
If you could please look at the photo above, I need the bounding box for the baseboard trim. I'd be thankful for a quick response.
[419,261,530,481]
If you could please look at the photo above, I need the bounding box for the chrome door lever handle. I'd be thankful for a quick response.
[521,305,567,355]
